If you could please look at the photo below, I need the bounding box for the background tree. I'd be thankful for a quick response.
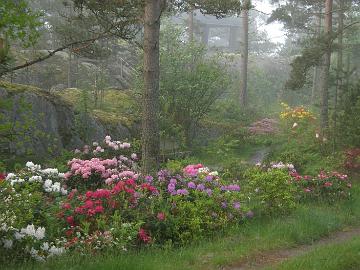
[239,0,251,107]
[0,0,42,72]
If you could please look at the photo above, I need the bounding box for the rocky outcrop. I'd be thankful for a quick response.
[0,82,132,157]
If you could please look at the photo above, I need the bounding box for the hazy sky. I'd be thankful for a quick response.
[254,0,286,44]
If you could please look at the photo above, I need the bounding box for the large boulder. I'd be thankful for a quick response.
[0,81,132,157]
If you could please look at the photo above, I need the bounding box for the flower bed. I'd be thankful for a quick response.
[0,136,252,262]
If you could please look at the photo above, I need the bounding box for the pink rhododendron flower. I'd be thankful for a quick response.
[138,228,151,243]
[157,212,166,221]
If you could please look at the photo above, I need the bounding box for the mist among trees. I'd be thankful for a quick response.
[1,0,360,268]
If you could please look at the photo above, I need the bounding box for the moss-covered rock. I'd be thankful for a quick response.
[0,81,134,160]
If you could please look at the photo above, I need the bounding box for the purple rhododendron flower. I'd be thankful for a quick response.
[145,175,153,183]
[221,201,227,208]
[168,183,176,193]
[158,170,170,181]
[233,201,241,209]
[205,175,213,182]
[188,182,196,189]
[221,184,241,192]
[170,178,177,185]
[196,184,205,191]
[246,210,254,218]
[176,189,189,196]
[206,188,212,196]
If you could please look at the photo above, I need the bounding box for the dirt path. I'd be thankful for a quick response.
[226,227,360,270]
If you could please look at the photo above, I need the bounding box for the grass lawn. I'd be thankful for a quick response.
[270,236,360,270]
[194,143,265,168]
[8,184,360,270]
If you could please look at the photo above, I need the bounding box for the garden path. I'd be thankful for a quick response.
[226,227,360,270]
[248,147,270,165]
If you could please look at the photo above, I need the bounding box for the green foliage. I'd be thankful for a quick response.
[0,96,37,167]
[336,81,360,147]
[244,167,297,214]
[0,0,42,46]
[0,0,42,74]
[164,157,201,174]
[159,22,231,147]
[74,88,93,142]
[155,191,233,245]
[285,36,329,90]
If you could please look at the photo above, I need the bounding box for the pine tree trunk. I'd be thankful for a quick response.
[333,0,344,149]
[319,0,333,133]
[311,10,322,105]
[67,49,72,88]
[142,0,161,174]
[239,0,249,107]
[188,7,194,42]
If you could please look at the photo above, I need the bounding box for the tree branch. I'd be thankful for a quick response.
[0,33,110,77]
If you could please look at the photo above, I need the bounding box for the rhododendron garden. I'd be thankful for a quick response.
[1,1,360,269]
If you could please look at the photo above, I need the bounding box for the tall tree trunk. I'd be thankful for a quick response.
[142,0,161,174]
[346,52,351,86]
[188,6,194,42]
[67,49,72,88]
[333,0,344,148]
[311,10,322,105]
[239,0,249,107]
[319,0,333,133]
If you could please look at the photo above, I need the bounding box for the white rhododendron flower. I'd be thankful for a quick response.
[3,239,13,249]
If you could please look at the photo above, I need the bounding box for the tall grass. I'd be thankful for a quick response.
[270,236,360,270]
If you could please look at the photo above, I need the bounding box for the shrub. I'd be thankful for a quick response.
[0,136,254,261]
[291,170,352,202]
[244,167,297,214]
[0,163,68,262]
[147,164,251,245]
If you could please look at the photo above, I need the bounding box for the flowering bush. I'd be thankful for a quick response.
[280,103,315,121]
[1,223,64,262]
[0,163,68,262]
[291,170,352,202]
[58,181,158,251]
[1,136,254,261]
[244,167,297,214]
[146,164,251,245]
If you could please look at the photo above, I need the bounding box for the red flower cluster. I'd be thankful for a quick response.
[291,170,351,201]
[0,173,5,182]
[138,228,151,243]
[59,179,159,235]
